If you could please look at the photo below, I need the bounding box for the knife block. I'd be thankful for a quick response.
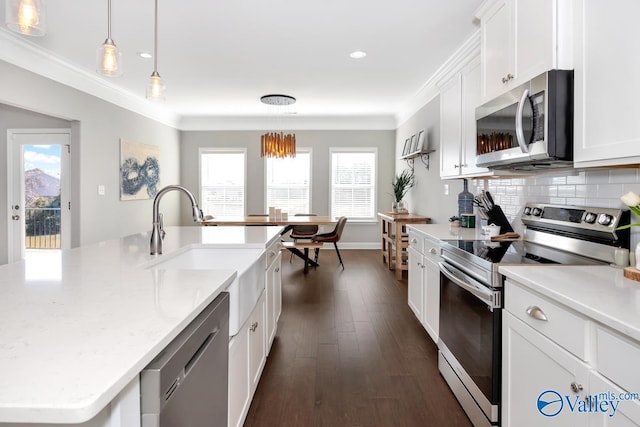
[485,205,514,234]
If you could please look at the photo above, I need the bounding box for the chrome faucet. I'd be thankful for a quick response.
[150,185,204,255]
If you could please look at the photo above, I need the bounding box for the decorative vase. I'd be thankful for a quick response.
[635,242,640,269]
[458,179,474,219]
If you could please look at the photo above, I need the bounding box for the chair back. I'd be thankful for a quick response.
[333,216,348,239]
[291,213,318,237]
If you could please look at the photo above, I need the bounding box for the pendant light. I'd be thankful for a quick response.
[96,0,123,77]
[260,95,297,158]
[5,0,46,36]
[146,0,165,101]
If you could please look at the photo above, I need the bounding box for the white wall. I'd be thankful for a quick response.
[179,129,396,246]
[0,60,182,265]
[394,96,465,224]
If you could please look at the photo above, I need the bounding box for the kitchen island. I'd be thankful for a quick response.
[0,226,282,426]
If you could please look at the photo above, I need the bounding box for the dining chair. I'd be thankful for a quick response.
[312,216,348,269]
[289,213,319,262]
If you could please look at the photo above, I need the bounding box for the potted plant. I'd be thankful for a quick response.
[391,169,414,213]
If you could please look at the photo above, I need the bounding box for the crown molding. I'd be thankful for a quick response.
[395,29,480,127]
[0,29,180,128]
[179,114,397,131]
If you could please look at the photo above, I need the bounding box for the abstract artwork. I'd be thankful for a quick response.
[120,139,160,200]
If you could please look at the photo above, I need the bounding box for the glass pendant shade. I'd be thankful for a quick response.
[5,0,46,36]
[146,71,166,101]
[96,40,123,76]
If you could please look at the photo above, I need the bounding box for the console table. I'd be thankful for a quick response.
[378,212,431,280]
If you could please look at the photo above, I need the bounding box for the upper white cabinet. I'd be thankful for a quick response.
[573,0,640,167]
[476,0,573,102]
[440,57,492,179]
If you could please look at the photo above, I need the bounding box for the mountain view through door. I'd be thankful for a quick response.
[23,145,61,250]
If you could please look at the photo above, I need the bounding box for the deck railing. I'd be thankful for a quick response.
[25,207,61,249]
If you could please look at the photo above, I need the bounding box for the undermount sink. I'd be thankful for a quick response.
[147,247,266,337]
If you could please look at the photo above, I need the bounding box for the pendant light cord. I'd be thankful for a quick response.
[153,0,158,73]
[107,0,112,40]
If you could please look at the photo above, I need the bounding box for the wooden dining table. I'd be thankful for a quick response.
[203,215,337,272]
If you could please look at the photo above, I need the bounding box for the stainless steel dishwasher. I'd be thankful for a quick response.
[141,292,229,427]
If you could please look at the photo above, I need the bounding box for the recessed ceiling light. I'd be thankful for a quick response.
[137,52,152,59]
[349,51,367,59]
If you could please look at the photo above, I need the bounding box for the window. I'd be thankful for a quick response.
[330,148,377,220]
[265,149,311,214]
[200,149,245,217]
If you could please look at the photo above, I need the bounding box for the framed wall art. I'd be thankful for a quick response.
[120,139,161,200]
[415,130,425,152]
[402,138,411,156]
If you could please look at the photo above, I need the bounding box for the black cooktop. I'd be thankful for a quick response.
[440,239,605,266]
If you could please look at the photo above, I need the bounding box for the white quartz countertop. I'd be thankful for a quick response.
[407,223,487,241]
[499,265,640,343]
[0,225,282,424]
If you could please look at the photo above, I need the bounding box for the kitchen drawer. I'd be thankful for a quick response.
[423,237,440,264]
[408,231,425,254]
[505,280,589,360]
[596,326,640,394]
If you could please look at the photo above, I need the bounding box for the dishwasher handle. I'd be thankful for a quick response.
[185,327,219,376]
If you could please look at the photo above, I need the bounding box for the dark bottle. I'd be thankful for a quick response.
[457,179,474,219]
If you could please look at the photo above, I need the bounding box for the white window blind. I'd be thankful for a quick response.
[330,149,376,220]
[200,150,245,217]
[265,150,311,214]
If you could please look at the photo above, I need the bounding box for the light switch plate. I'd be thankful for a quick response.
[98,185,105,196]
[443,184,449,195]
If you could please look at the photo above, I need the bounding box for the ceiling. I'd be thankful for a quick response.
[0,0,483,127]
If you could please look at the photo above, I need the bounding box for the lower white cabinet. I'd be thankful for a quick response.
[503,279,640,427]
[228,291,266,427]
[407,231,440,343]
[502,311,590,426]
[407,246,424,320]
[265,251,282,351]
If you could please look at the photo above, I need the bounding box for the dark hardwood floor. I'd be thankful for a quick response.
[244,249,473,427]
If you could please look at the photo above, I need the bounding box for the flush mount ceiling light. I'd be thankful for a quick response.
[349,50,367,59]
[137,52,152,59]
[5,0,46,36]
[146,0,165,101]
[96,0,122,77]
[260,94,296,158]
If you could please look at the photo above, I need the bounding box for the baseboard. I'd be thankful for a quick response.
[327,242,380,250]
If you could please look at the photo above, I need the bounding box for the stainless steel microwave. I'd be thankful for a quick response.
[475,69,574,169]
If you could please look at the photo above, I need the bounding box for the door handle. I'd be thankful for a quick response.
[515,88,531,153]
[12,215,20,220]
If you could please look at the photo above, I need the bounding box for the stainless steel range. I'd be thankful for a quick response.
[437,203,630,427]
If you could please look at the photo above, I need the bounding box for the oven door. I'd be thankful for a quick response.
[438,261,501,424]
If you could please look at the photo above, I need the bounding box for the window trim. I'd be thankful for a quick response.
[329,147,378,222]
[263,147,313,214]
[198,147,247,217]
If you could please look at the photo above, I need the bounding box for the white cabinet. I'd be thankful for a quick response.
[588,371,640,427]
[228,292,267,427]
[440,57,492,179]
[407,245,424,320]
[573,0,640,167]
[503,279,640,426]
[503,311,590,426]
[265,244,282,351]
[407,231,440,343]
[476,0,573,102]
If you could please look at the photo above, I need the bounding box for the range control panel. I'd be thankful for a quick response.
[521,203,629,233]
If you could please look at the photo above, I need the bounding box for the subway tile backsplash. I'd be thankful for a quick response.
[470,167,640,246]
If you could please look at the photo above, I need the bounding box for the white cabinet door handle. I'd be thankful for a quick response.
[250,322,258,332]
[275,267,280,273]
[526,305,548,321]
[411,238,417,244]
[570,382,583,393]
[269,251,276,257]
[429,247,437,255]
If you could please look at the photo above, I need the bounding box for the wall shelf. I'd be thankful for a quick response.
[400,149,435,171]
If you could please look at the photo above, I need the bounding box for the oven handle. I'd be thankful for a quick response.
[439,262,500,309]
[515,88,531,153]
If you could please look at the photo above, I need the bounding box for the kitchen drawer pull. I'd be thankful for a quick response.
[526,305,548,322]
[250,322,258,332]
[411,238,418,244]
[429,247,437,255]
[275,267,280,273]
[269,251,276,257]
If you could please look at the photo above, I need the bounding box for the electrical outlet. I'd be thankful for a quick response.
[98,185,105,196]
[443,184,449,195]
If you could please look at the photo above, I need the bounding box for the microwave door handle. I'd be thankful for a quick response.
[438,262,497,308]
[515,88,530,153]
